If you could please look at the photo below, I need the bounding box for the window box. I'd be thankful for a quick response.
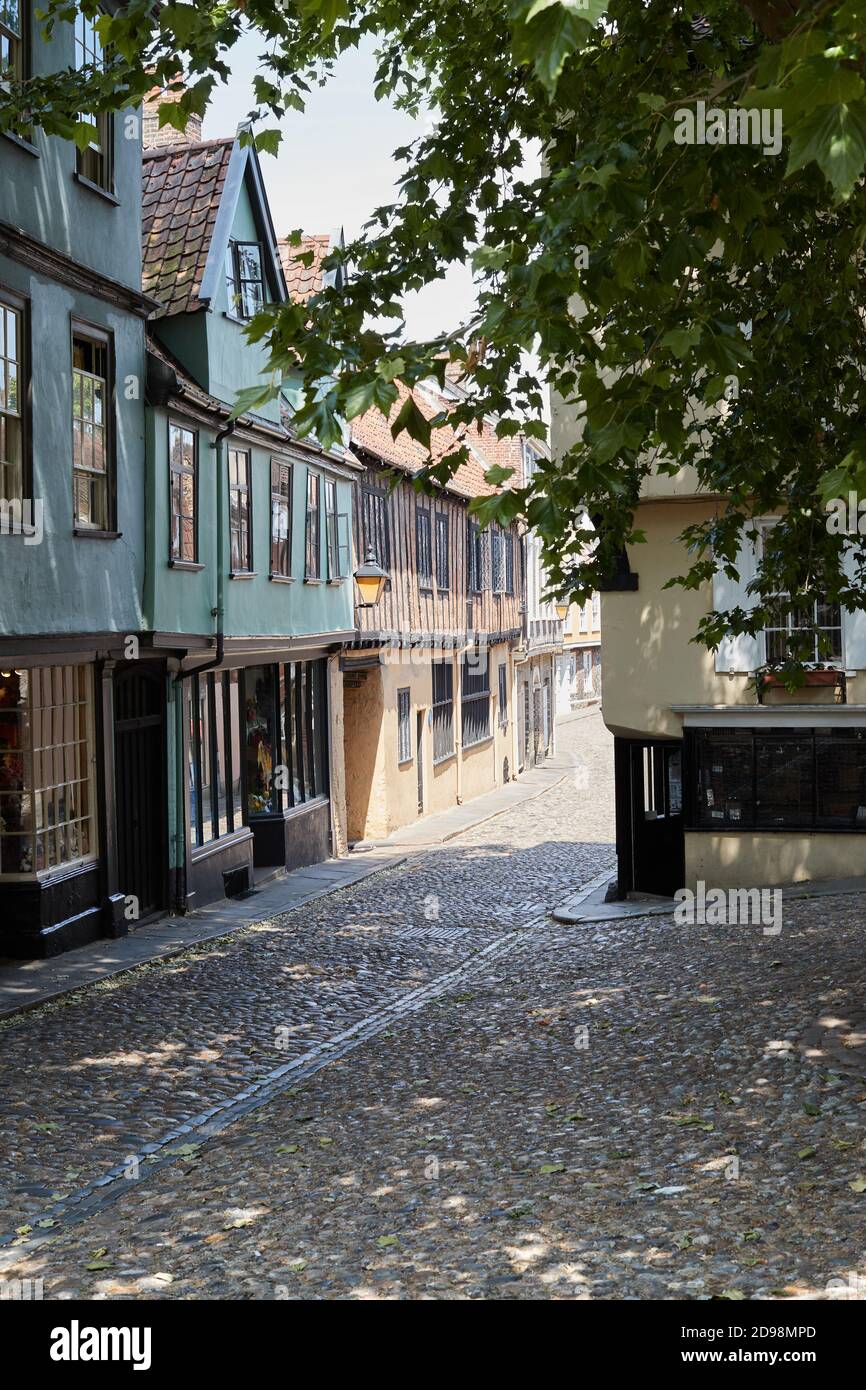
[756,665,847,704]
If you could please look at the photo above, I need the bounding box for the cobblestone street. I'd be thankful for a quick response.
[2,710,866,1300]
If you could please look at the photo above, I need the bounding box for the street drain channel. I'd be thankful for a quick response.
[0,917,549,1261]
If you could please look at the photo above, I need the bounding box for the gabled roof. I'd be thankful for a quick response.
[142,131,287,319]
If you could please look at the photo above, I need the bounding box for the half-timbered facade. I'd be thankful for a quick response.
[341,378,524,841]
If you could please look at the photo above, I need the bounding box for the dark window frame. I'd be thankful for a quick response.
[0,283,29,505]
[491,526,504,594]
[305,469,321,579]
[270,457,292,578]
[504,530,515,595]
[225,239,265,321]
[498,662,508,726]
[228,447,252,573]
[188,670,239,849]
[461,650,491,748]
[73,10,114,194]
[416,503,433,589]
[362,483,391,569]
[686,726,866,833]
[325,475,350,580]
[467,519,483,594]
[71,318,115,533]
[397,686,412,764]
[432,659,454,763]
[168,419,197,563]
[0,0,29,89]
[435,510,449,591]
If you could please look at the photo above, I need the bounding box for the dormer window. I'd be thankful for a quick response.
[225,240,264,319]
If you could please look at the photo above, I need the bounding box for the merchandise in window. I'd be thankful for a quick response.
[0,666,96,877]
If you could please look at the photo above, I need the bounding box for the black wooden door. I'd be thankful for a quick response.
[114,665,166,919]
[629,740,685,897]
[416,711,424,816]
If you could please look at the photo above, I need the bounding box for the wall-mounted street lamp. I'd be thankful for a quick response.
[354,546,389,608]
[554,601,569,622]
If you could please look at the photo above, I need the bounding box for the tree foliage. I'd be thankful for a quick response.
[5,1,866,658]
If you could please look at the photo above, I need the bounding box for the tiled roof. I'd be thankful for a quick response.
[276,231,537,497]
[142,137,235,317]
[278,234,332,304]
[350,381,524,500]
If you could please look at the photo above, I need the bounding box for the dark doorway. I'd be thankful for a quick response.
[416,710,424,816]
[617,738,685,898]
[114,664,166,920]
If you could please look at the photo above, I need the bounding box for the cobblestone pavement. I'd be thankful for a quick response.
[3,710,866,1300]
[0,710,614,1237]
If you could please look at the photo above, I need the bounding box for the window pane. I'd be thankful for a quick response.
[199,677,215,842]
[816,731,866,828]
[695,731,754,828]
[245,666,276,816]
[755,735,813,828]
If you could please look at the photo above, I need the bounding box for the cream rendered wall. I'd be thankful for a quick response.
[686,832,866,890]
[602,497,866,740]
[602,499,750,739]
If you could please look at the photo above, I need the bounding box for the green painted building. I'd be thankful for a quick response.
[137,117,361,916]
[0,4,154,956]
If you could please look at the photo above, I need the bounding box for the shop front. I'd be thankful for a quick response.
[183,656,331,909]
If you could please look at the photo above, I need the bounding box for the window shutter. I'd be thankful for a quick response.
[713,532,760,673]
[841,542,866,670]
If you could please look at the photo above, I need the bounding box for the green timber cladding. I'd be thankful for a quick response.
[139,122,360,917]
[0,3,153,957]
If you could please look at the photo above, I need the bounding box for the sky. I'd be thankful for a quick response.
[201,31,475,342]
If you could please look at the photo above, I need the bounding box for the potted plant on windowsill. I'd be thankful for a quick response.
[753,661,847,704]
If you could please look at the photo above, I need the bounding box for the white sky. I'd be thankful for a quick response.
[202,31,475,341]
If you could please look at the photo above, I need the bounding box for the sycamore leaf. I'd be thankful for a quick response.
[512,1,606,96]
[254,128,282,158]
[786,100,866,201]
[391,394,431,447]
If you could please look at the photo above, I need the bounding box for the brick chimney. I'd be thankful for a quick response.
[142,83,203,150]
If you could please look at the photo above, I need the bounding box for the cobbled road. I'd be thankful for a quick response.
[2,710,865,1300]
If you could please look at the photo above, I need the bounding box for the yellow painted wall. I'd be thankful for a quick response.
[686,832,866,890]
[343,644,513,840]
[601,498,865,740]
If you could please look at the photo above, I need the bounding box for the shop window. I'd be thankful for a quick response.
[244,664,278,817]
[188,670,241,847]
[0,666,96,876]
[689,727,866,831]
[240,660,328,818]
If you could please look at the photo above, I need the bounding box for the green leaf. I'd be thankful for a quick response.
[391,394,431,448]
[786,101,866,201]
[254,128,282,158]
